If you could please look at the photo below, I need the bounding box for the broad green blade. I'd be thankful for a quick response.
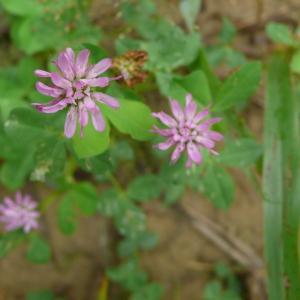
[263,55,285,300]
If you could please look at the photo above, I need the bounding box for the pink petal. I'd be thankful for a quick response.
[73,91,84,99]
[35,70,51,77]
[29,211,40,218]
[5,222,19,232]
[33,99,67,113]
[64,106,77,138]
[185,158,193,168]
[169,99,184,122]
[83,97,97,111]
[152,126,174,137]
[65,48,75,64]
[78,103,88,138]
[205,131,224,141]
[93,92,119,109]
[185,94,197,121]
[50,73,72,89]
[195,136,215,149]
[209,149,219,156]
[187,143,202,164]
[152,112,177,128]
[91,107,105,132]
[197,117,222,131]
[75,49,90,77]
[57,52,74,80]
[24,223,33,233]
[33,98,63,106]
[87,58,112,79]
[81,77,110,87]
[36,82,63,97]
[15,192,22,204]
[193,107,210,123]
[74,80,85,89]
[171,144,184,163]
[156,138,175,150]
[3,197,14,208]
[78,102,88,127]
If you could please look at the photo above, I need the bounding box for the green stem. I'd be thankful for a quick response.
[263,54,300,300]
[263,55,285,300]
[282,81,300,300]
[106,171,125,197]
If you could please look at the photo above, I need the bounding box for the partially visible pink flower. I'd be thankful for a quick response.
[0,192,40,233]
[152,94,223,168]
[33,48,121,138]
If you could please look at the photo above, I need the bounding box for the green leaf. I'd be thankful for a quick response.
[83,44,108,63]
[26,234,51,264]
[16,17,60,54]
[194,49,221,97]
[98,189,125,217]
[127,175,163,202]
[218,138,262,167]
[290,49,300,74]
[108,258,148,290]
[13,3,101,55]
[164,183,185,205]
[58,183,98,235]
[0,0,43,16]
[110,141,134,161]
[9,107,64,131]
[102,99,155,141]
[263,55,286,300]
[58,196,77,235]
[0,97,26,121]
[115,205,147,240]
[17,57,40,91]
[215,62,261,111]
[32,138,66,181]
[155,72,174,97]
[179,0,202,32]
[266,22,298,47]
[266,55,300,299]
[0,68,27,120]
[203,281,241,300]
[4,107,63,149]
[118,232,158,257]
[0,107,64,187]
[146,29,201,71]
[0,231,25,258]
[198,165,235,209]
[26,290,55,300]
[219,17,236,44]
[72,121,110,159]
[167,80,187,102]
[115,37,143,54]
[80,153,113,175]
[131,283,163,300]
[5,119,45,147]
[72,183,98,215]
[175,70,212,104]
[0,147,35,189]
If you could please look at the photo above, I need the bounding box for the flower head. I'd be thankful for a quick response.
[112,50,148,87]
[152,94,223,168]
[0,192,40,233]
[33,48,121,138]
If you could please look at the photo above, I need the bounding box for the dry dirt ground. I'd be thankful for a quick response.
[1,0,299,299]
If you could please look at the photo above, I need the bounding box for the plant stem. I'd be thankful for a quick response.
[263,55,285,300]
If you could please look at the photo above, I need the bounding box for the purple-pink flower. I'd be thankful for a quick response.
[33,48,121,138]
[0,192,39,233]
[152,94,223,168]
